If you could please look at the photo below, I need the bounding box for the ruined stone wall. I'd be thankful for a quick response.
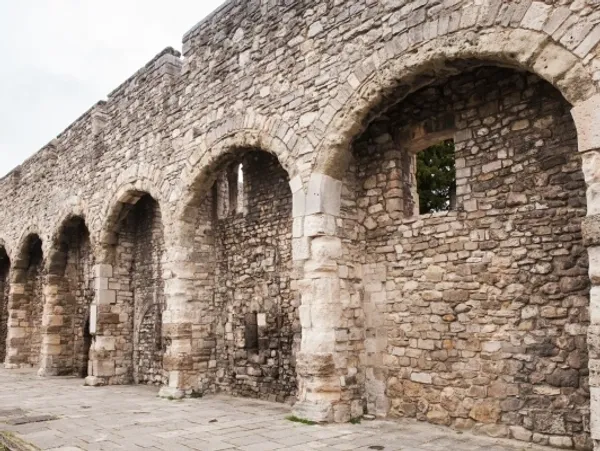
[0,251,9,363]
[3,0,600,447]
[110,195,166,385]
[213,151,297,402]
[349,67,590,448]
[62,223,94,377]
[131,196,166,385]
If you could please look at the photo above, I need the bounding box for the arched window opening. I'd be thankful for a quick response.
[236,163,245,215]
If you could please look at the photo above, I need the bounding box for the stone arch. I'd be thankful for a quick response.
[313,26,598,180]
[87,182,166,386]
[96,172,171,250]
[177,126,301,225]
[38,213,94,377]
[160,128,299,401]
[294,25,600,436]
[5,231,45,368]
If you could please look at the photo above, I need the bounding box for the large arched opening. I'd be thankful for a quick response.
[6,234,44,367]
[99,192,166,385]
[0,246,10,364]
[179,146,298,402]
[40,216,94,377]
[337,63,589,445]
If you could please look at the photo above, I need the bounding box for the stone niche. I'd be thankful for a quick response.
[209,150,299,403]
[346,66,590,448]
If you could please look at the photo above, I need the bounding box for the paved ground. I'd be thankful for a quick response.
[0,368,555,451]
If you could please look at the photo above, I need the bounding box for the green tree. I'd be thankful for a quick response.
[416,140,456,214]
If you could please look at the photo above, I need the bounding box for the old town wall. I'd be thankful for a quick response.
[1,1,600,449]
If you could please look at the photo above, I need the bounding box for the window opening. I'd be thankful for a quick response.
[244,312,258,350]
[416,139,456,214]
[236,164,245,215]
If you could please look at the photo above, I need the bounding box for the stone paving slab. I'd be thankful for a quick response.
[0,368,556,451]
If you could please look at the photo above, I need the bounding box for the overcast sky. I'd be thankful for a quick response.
[0,0,225,177]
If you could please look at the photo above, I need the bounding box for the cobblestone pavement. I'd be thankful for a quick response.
[0,368,555,451]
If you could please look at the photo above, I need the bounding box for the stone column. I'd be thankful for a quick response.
[158,240,195,399]
[158,220,214,399]
[572,94,600,450]
[291,173,358,423]
[85,261,118,386]
[4,281,27,369]
[37,273,64,376]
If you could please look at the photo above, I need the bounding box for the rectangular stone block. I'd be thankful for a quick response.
[97,289,116,305]
[94,264,113,278]
[571,94,600,153]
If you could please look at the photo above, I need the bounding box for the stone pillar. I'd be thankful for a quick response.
[37,274,64,376]
[158,220,214,399]
[572,94,600,450]
[291,173,357,422]
[85,262,118,386]
[158,241,195,399]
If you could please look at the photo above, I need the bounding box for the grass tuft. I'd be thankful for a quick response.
[286,415,317,425]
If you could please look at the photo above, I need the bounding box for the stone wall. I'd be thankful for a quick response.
[7,236,44,368]
[44,217,94,377]
[115,195,166,385]
[3,0,600,448]
[348,66,590,448]
[213,151,297,403]
[0,249,9,363]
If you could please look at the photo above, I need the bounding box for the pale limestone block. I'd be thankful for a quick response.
[292,217,304,238]
[301,329,336,353]
[591,386,600,439]
[306,173,342,216]
[95,277,109,290]
[582,150,600,185]
[89,304,97,334]
[521,2,552,30]
[589,247,600,284]
[96,337,116,351]
[588,184,600,216]
[97,289,116,305]
[304,214,337,237]
[572,94,600,153]
[310,236,343,263]
[292,237,311,261]
[299,305,311,328]
[94,264,113,278]
[289,175,303,193]
[292,189,306,218]
[532,43,577,83]
[592,286,600,324]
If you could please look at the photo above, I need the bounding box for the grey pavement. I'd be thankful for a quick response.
[0,368,553,451]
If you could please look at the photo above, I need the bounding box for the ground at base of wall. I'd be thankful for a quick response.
[0,368,566,451]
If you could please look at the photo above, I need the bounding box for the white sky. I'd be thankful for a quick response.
[0,0,225,177]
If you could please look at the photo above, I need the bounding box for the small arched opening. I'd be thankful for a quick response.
[42,216,94,377]
[7,234,44,367]
[102,192,166,385]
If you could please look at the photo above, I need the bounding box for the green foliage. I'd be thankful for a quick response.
[416,140,456,214]
[349,417,361,424]
[286,415,317,425]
